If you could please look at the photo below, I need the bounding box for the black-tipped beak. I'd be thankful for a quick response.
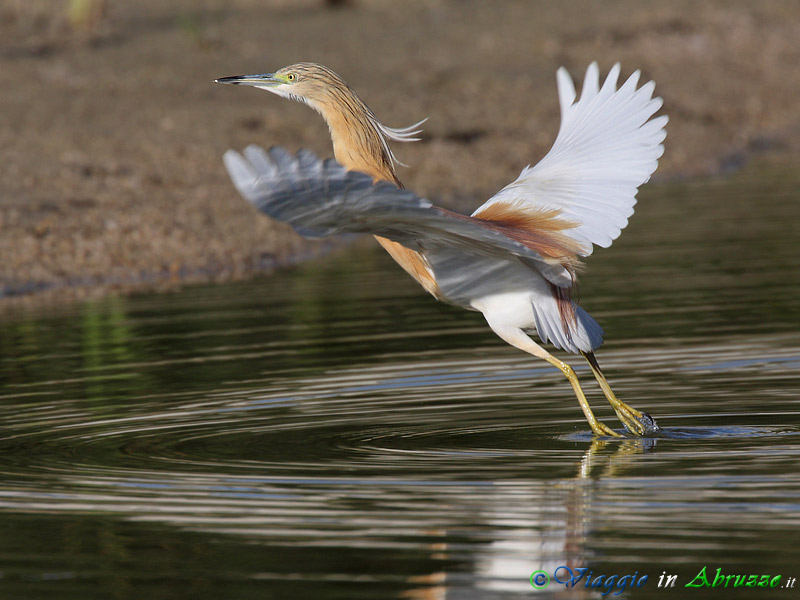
[214,73,281,87]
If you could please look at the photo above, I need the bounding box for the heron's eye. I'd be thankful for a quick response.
[286,73,296,82]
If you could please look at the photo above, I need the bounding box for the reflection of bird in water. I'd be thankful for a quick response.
[216,62,667,437]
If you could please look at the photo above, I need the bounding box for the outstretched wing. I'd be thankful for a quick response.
[473,62,668,256]
[224,146,574,285]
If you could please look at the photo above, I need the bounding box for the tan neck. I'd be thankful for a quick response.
[312,92,401,187]
[310,84,439,297]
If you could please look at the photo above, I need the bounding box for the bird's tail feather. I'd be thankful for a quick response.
[530,297,604,353]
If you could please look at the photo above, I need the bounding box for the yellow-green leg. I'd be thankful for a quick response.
[581,351,659,436]
[482,321,621,437]
[540,353,622,437]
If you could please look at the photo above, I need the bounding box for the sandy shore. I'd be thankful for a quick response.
[2,0,799,305]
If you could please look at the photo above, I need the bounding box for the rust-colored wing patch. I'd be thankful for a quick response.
[472,201,584,273]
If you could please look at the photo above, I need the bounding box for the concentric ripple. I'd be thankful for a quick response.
[2,164,800,597]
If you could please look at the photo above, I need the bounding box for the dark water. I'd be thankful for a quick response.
[1,158,799,598]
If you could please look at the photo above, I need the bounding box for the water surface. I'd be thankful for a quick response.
[1,158,799,598]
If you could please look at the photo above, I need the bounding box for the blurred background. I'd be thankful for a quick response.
[2,0,799,303]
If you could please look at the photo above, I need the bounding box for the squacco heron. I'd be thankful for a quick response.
[216,62,667,437]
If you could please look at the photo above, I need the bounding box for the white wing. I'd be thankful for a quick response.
[473,62,668,255]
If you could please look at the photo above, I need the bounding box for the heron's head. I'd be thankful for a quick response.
[215,62,349,110]
[216,61,418,183]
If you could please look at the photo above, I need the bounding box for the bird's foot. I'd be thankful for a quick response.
[634,411,660,435]
[589,418,624,438]
[613,403,660,436]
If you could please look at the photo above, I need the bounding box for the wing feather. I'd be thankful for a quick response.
[224,146,574,286]
[475,63,667,256]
